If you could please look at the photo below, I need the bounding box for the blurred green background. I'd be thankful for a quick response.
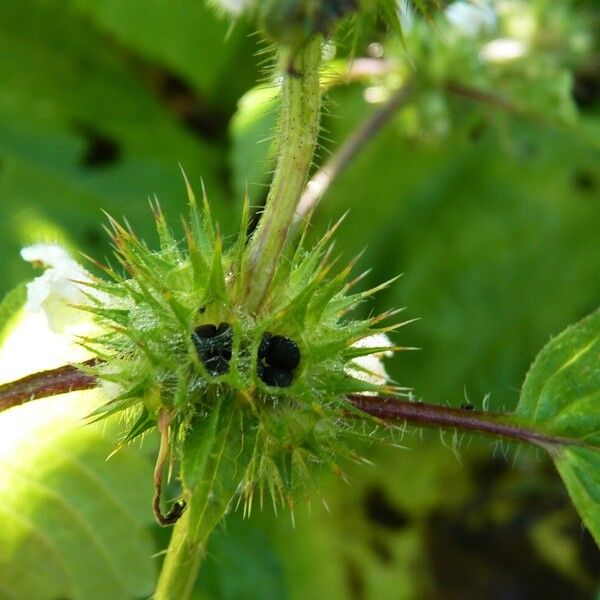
[0,0,599,598]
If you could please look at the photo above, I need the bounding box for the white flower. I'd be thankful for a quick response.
[347,333,394,387]
[210,0,254,16]
[397,0,415,32]
[21,244,94,333]
[480,38,527,62]
[445,1,496,37]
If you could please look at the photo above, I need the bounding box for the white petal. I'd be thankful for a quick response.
[210,0,253,16]
[480,38,527,62]
[346,333,394,387]
[21,244,74,267]
[0,310,93,383]
[445,1,497,37]
[21,244,94,333]
[352,333,394,356]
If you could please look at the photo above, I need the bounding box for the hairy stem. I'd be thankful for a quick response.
[348,394,578,451]
[0,359,97,411]
[0,361,579,453]
[244,38,323,312]
[155,398,239,599]
[153,507,208,600]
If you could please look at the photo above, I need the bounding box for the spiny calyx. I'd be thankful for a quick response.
[82,182,405,519]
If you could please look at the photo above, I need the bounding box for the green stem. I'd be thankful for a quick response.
[153,466,231,600]
[153,507,208,600]
[295,79,415,225]
[244,37,323,313]
[154,398,245,599]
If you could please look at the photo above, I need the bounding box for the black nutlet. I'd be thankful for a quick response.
[267,335,301,370]
[258,331,272,360]
[192,321,233,376]
[257,363,294,388]
[195,323,217,338]
[257,331,301,388]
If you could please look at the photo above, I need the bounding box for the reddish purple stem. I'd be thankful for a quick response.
[0,361,570,450]
[0,359,98,411]
[348,395,569,450]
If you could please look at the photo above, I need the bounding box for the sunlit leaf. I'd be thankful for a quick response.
[516,307,600,544]
[229,85,279,205]
[0,284,25,346]
[0,392,156,600]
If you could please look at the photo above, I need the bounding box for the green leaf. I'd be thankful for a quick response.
[195,514,287,600]
[0,284,26,347]
[554,447,600,546]
[0,392,156,600]
[229,85,279,206]
[0,0,246,297]
[516,307,600,544]
[516,307,600,442]
[69,0,258,107]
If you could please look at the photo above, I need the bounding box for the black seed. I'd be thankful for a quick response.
[460,403,474,411]
[203,354,230,375]
[258,364,294,388]
[195,323,216,338]
[192,321,233,376]
[258,332,272,359]
[256,332,300,387]
[216,322,232,337]
[267,335,301,370]
[191,332,205,356]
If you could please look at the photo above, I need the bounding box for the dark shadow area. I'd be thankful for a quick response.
[76,123,122,168]
[363,486,410,531]
[148,70,228,142]
[573,69,600,109]
[425,458,600,600]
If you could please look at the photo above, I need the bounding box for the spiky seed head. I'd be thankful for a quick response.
[83,187,406,510]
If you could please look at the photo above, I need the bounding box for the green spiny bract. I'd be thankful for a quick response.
[82,181,404,510]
